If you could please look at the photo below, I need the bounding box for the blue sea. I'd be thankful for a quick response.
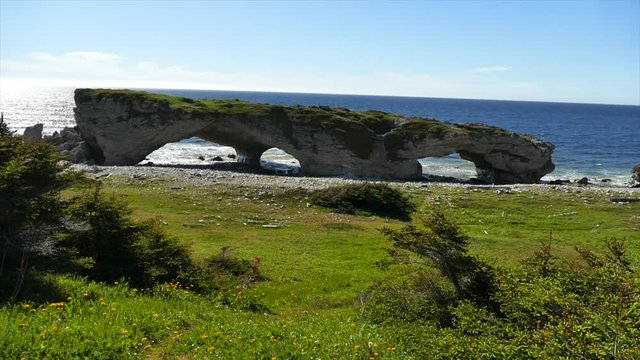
[1,86,639,185]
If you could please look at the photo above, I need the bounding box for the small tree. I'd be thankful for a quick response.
[0,116,78,301]
[381,210,496,308]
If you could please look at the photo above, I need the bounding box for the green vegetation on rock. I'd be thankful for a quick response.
[75,89,508,141]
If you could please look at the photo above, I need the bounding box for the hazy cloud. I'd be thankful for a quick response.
[1,51,550,101]
[31,51,123,63]
[471,66,512,73]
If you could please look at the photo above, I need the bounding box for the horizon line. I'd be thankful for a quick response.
[1,77,638,107]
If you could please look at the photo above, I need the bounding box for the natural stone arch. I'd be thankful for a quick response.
[73,89,555,184]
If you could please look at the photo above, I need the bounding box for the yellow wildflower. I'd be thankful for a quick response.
[200,334,209,340]
[82,292,90,299]
[208,346,216,351]
[66,296,73,301]
[141,337,148,343]
[121,329,129,335]
[48,302,64,308]
[21,303,30,310]
[111,307,117,312]
[354,344,360,350]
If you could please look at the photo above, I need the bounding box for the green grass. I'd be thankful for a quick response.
[2,177,638,358]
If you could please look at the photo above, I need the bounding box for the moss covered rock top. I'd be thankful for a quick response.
[76,89,461,137]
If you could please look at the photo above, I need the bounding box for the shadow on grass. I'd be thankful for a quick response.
[0,272,65,305]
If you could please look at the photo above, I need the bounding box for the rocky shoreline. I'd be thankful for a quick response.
[73,164,640,197]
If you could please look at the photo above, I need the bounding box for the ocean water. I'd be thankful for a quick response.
[1,86,638,184]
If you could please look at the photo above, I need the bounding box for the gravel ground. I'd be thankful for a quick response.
[73,164,640,197]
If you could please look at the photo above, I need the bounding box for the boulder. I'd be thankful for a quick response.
[549,179,571,185]
[72,89,556,184]
[42,126,94,164]
[577,177,589,185]
[633,165,640,184]
[22,123,43,143]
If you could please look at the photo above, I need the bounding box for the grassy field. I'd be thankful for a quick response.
[2,176,639,359]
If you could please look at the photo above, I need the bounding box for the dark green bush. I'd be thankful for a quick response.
[61,186,196,288]
[310,182,415,220]
[0,118,79,302]
[196,247,264,291]
[363,270,456,326]
[368,209,640,359]
[1,117,263,303]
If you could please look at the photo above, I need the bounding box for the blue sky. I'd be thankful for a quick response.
[1,0,639,105]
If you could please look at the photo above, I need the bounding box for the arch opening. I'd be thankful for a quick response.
[259,147,301,175]
[139,137,238,166]
[419,153,477,182]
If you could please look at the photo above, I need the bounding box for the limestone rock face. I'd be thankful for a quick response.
[73,89,555,184]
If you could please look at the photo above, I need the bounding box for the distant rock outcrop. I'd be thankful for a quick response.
[22,124,43,143]
[43,126,95,164]
[72,89,555,184]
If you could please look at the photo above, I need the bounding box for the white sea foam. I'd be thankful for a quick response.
[142,138,236,165]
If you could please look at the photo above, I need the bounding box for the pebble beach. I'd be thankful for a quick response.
[74,164,640,198]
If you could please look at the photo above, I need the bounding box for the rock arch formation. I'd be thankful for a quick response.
[73,89,555,184]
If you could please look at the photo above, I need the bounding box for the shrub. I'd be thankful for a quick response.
[0,118,79,302]
[363,270,456,326]
[381,209,497,308]
[368,213,640,359]
[196,247,264,291]
[310,182,415,220]
[1,116,263,303]
[60,186,196,288]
